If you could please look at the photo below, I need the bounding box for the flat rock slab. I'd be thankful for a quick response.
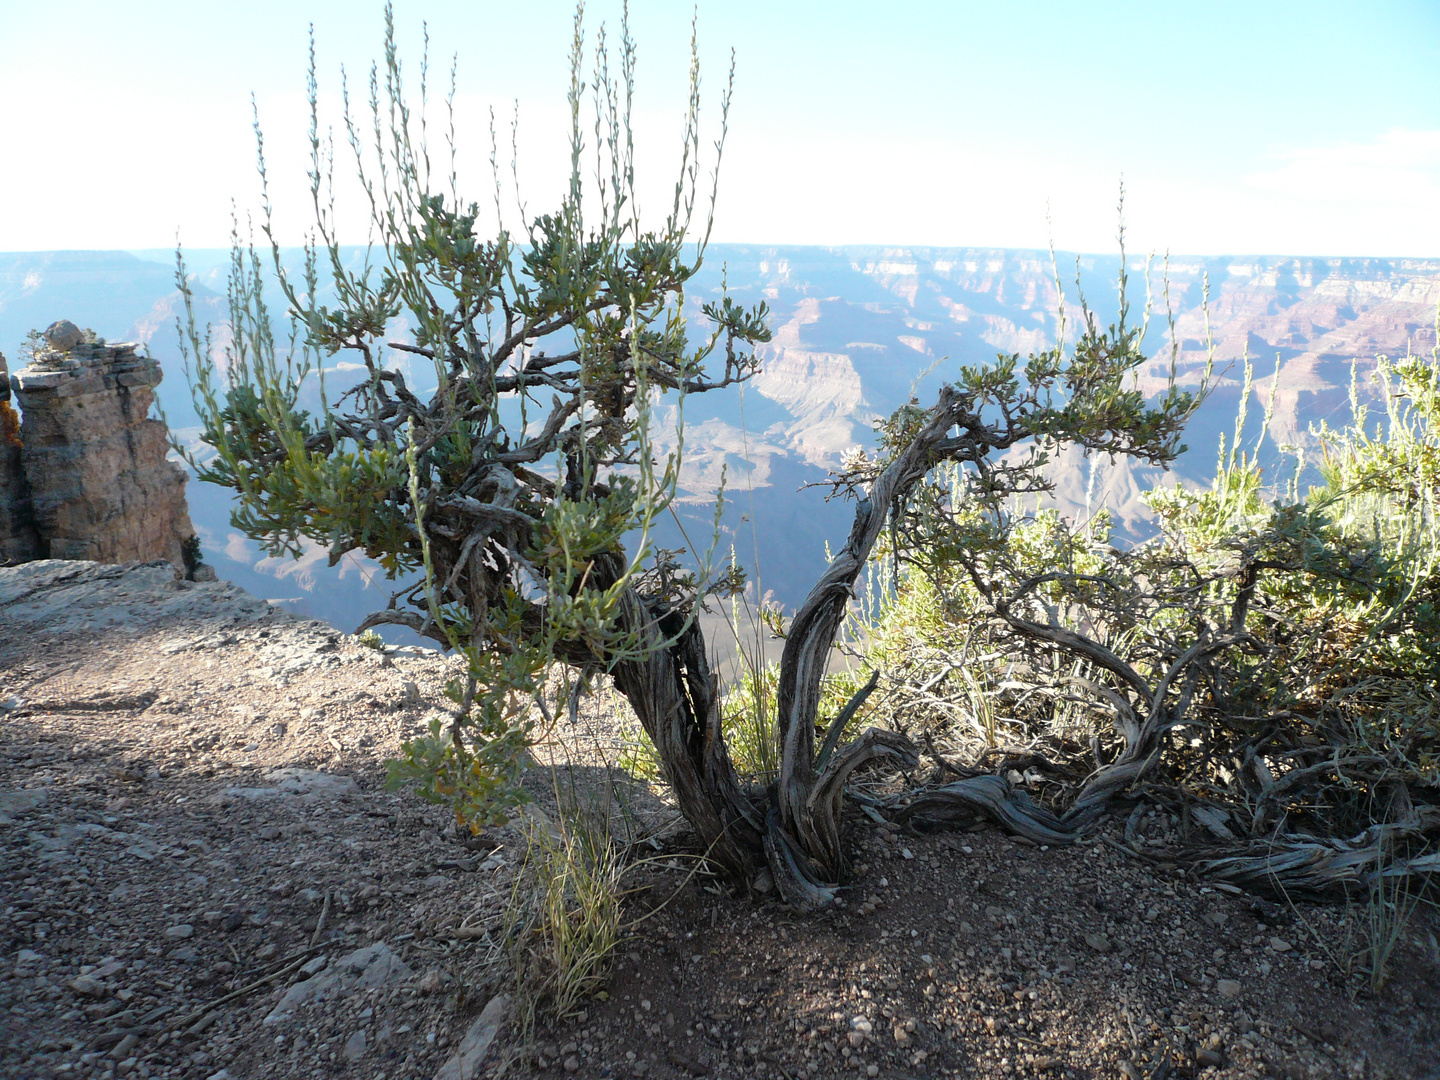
[264,942,414,1025]
[216,768,360,805]
[434,995,510,1080]
[0,788,48,826]
[0,559,275,635]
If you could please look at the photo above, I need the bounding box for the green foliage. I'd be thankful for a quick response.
[852,311,1440,848]
[385,678,534,830]
[175,5,767,830]
[180,535,204,577]
[504,807,624,1034]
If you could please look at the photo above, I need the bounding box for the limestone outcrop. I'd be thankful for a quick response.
[7,320,199,571]
[0,349,43,564]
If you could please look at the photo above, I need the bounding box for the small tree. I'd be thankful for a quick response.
[179,7,1200,909]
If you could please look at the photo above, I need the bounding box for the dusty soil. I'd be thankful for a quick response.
[2,560,1438,1080]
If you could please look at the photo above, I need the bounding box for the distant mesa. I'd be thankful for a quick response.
[0,318,215,580]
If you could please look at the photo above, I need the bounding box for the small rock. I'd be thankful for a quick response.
[1269,937,1292,953]
[1196,1047,1223,1067]
[416,968,452,994]
[1216,979,1242,999]
[563,1055,580,1073]
[110,1034,139,1060]
[164,924,194,940]
[69,974,107,998]
[342,1030,367,1062]
[1084,932,1112,954]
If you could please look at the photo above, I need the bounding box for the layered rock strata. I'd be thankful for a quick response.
[0,349,43,564]
[9,320,197,569]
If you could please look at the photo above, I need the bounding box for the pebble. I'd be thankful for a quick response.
[416,968,451,994]
[564,1056,581,1073]
[164,924,194,940]
[1269,937,1292,953]
[1083,932,1112,954]
[1217,978,1242,999]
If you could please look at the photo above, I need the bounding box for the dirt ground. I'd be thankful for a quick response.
[2,560,1438,1080]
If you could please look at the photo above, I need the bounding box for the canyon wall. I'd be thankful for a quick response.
[0,349,42,563]
[4,320,202,573]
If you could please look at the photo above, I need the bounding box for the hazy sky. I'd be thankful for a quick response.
[2,0,1437,255]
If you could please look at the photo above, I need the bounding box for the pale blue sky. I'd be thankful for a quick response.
[2,0,1437,254]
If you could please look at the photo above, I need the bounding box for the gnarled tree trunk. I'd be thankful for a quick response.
[601,387,978,908]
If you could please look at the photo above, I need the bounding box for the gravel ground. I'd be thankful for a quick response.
[2,560,1438,1080]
